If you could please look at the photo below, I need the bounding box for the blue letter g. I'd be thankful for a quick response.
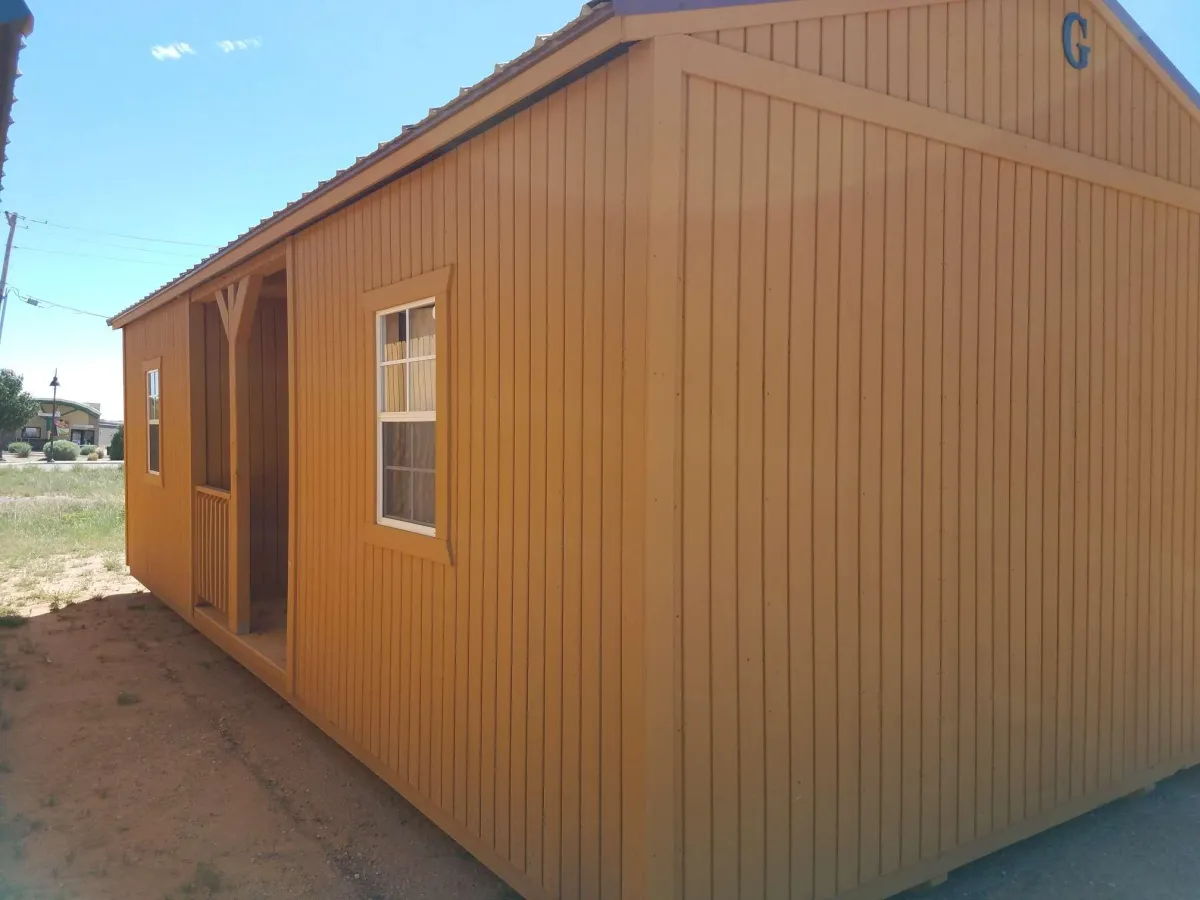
[1063,12,1091,69]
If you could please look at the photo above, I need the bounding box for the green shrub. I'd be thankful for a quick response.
[44,440,79,461]
[87,452,99,461]
[108,425,124,461]
[7,441,30,458]
[78,444,97,456]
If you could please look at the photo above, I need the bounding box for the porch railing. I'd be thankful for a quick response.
[194,485,230,613]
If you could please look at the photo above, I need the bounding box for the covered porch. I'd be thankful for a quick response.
[187,253,292,681]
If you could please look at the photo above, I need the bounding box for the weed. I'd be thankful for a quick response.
[97,787,108,800]
[16,637,35,655]
[0,761,10,773]
[128,604,149,611]
[116,691,139,707]
[0,614,26,629]
[10,674,26,691]
[41,795,57,808]
[102,554,124,574]
[89,593,105,603]
[194,861,222,893]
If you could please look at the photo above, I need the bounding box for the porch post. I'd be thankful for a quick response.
[218,274,262,635]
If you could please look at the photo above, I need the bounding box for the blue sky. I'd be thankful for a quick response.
[0,0,1197,419]
[0,0,576,418]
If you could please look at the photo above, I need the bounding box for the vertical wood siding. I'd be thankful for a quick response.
[123,299,192,609]
[691,0,1200,192]
[290,55,639,900]
[678,68,1200,899]
[248,296,289,600]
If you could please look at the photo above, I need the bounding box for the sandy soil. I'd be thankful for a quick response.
[0,554,141,618]
[0,593,513,900]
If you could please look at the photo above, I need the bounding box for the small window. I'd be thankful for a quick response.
[376,300,436,534]
[21,425,40,439]
[146,368,161,475]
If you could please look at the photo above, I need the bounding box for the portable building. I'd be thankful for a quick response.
[110,1,1200,897]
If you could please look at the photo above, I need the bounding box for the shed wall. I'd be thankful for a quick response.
[290,53,643,900]
[691,0,1200,191]
[675,63,1200,899]
[123,299,193,613]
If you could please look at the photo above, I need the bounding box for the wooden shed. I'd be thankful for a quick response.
[110,0,1200,897]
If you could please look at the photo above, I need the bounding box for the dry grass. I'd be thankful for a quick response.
[0,466,137,617]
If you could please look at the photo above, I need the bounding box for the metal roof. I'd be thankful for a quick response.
[34,398,101,418]
[109,0,616,326]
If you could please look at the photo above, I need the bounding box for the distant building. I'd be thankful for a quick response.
[5,397,106,448]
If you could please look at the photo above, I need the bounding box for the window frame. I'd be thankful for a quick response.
[358,266,452,565]
[21,425,40,439]
[375,298,437,536]
[142,357,163,486]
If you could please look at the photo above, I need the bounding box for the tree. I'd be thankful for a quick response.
[0,368,38,460]
[108,423,124,461]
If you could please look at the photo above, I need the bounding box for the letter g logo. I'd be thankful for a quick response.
[1063,12,1091,70]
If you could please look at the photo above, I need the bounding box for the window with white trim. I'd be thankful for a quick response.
[146,368,161,474]
[376,300,436,533]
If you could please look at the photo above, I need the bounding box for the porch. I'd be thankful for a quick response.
[188,259,292,681]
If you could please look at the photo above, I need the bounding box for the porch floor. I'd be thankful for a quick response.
[194,597,287,672]
[247,594,287,670]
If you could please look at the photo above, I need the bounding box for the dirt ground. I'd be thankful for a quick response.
[0,593,513,900]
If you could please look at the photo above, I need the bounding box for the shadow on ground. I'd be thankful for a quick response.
[898,766,1200,898]
[0,591,517,900]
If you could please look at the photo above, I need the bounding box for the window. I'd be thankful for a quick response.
[376,300,436,533]
[359,265,451,564]
[21,426,40,439]
[146,367,161,475]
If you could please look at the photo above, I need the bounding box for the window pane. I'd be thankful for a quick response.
[381,310,407,362]
[411,471,435,526]
[381,362,408,413]
[409,420,435,470]
[408,305,435,357]
[148,423,160,473]
[382,420,410,468]
[382,466,412,521]
[409,359,435,411]
[380,421,435,528]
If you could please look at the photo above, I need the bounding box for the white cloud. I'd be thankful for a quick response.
[216,37,262,54]
[150,42,196,61]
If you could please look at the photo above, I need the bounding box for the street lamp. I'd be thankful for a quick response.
[46,370,59,463]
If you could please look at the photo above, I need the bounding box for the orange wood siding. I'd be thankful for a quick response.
[248,295,289,600]
[289,54,641,900]
[123,299,192,611]
[691,0,1200,192]
[675,57,1200,897]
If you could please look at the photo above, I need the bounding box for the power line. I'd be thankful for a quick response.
[15,214,219,249]
[13,245,184,267]
[19,231,202,260]
[7,286,114,319]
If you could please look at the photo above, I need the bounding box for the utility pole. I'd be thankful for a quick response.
[0,211,18,351]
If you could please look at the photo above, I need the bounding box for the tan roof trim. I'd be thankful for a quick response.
[111,8,623,330]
